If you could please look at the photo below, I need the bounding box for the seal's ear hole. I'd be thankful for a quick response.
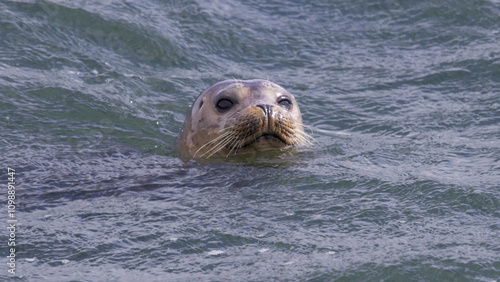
[199,100,204,109]
[216,98,234,112]
[277,96,292,110]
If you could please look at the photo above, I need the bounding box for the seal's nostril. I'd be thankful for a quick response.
[257,104,273,115]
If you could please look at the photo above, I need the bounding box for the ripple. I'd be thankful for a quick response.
[2,0,500,280]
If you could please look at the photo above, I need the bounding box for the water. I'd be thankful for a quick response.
[1,0,499,281]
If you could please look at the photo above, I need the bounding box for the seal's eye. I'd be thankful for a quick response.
[216,98,233,112]
[278,96,292,110]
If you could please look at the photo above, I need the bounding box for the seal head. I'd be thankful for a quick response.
[178,79,312,158]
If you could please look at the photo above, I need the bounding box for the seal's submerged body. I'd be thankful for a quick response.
[178,79,313,158]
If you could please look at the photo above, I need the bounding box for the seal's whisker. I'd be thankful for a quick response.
[194,130,234,157]
[202,132,240,158]
[200,137,233,158]
[302,124,315,135]
[226,143,239,157]
[298,127,319,144]
[208,129,244,155]
[293,122,316,136]
[195,132,231,155]
[227,136,244,156]
[208,138,235,157]
[300,133,316,146]
[293,134,307,146]
[292,128,317,146]
[215,126,236,135]
[289,137,299,147]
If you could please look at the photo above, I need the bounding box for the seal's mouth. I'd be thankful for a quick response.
[256,134,286,143]
[241,133,287,149]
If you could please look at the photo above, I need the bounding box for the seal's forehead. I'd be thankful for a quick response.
[241,79,286,91]
[243,80,292,100]
[201,79,291,101]
[201,80,238,97]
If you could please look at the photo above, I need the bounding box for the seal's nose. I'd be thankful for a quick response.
[256,104,274,116]
[257,104,275,132]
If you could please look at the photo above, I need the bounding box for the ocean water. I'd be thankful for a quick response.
[1,0,499,281]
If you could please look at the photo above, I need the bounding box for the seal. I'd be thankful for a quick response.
[178,79,313,158]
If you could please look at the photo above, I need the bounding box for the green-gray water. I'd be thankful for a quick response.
[1,0,499,281]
